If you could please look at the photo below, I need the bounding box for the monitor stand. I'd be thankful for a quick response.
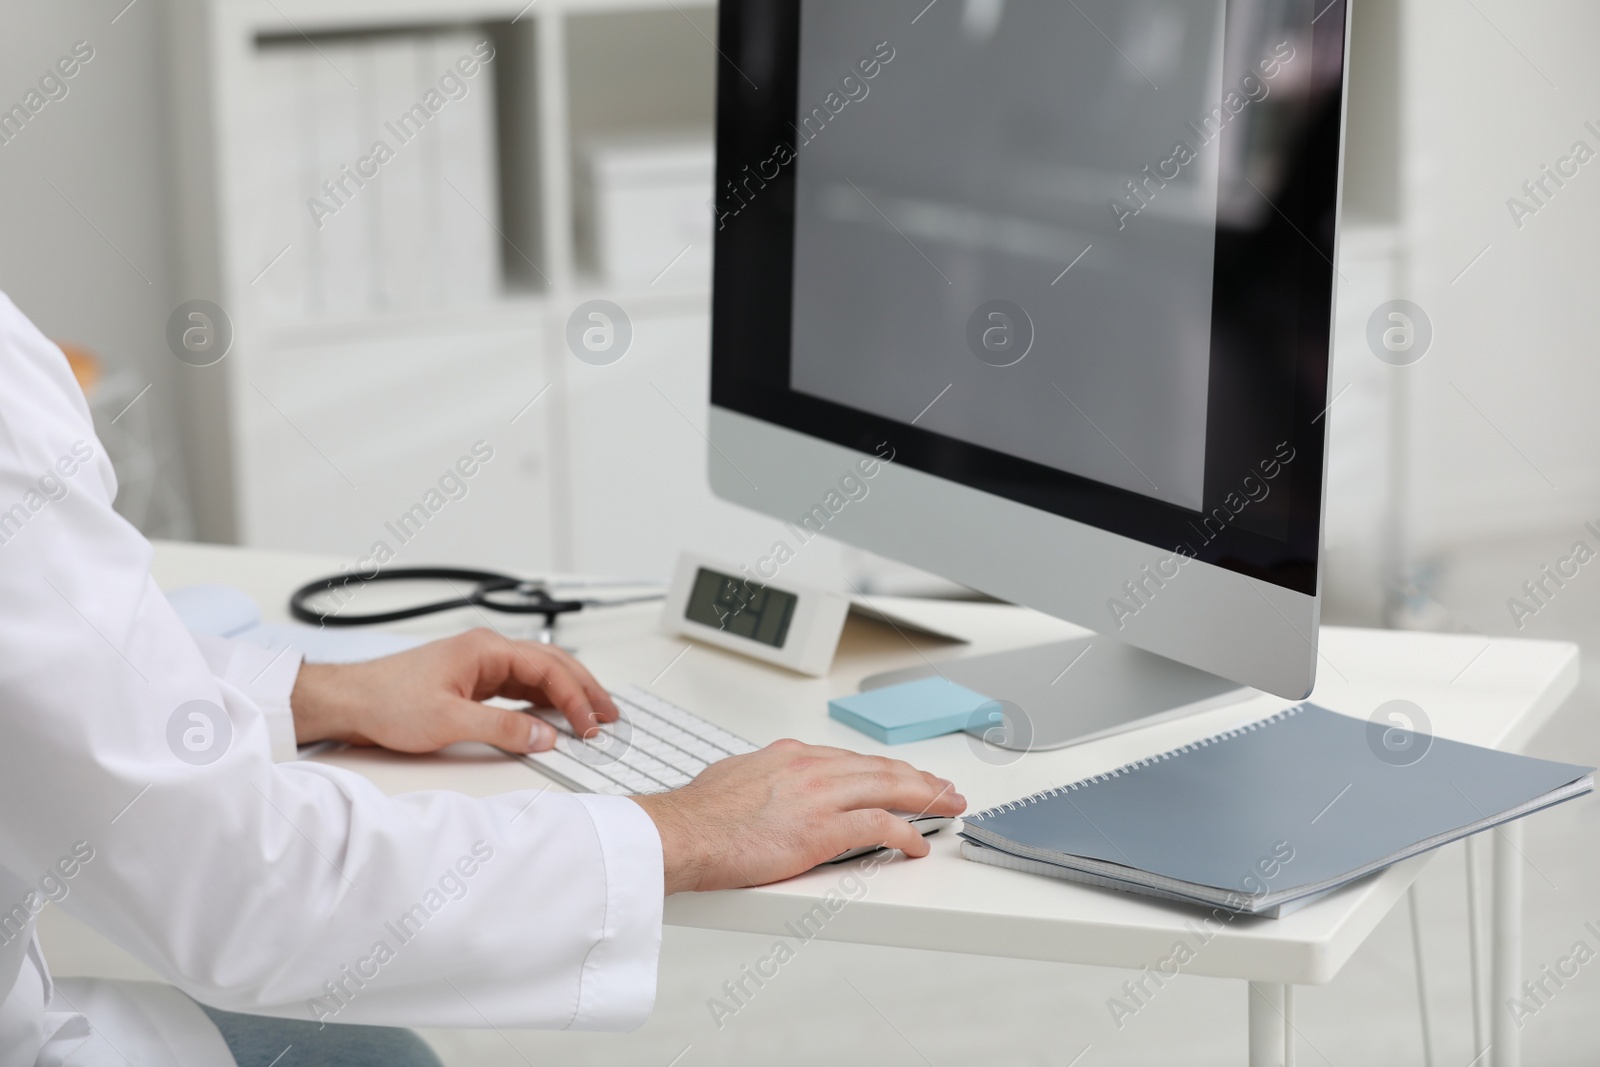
[859,636,1253,752]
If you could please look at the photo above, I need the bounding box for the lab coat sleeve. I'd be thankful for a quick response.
[190,635,303,763]
[0,294,664,1031]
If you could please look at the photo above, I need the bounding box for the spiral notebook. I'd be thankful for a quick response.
[959,704,1593,916]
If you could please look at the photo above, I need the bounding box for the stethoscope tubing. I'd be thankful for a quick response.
[289,566,590,628]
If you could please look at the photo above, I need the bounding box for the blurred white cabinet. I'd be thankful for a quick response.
[165,0,795,580]
[240,312,556,570]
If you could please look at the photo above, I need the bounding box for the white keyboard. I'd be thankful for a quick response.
[522,686,955,862]
[521,686,761,796]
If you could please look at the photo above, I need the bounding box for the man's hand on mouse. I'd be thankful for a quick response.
[290,628,617,753]
[631,740,967,893]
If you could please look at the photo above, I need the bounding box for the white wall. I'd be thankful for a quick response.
[0,0,186,524]
[1399,0,1600,551]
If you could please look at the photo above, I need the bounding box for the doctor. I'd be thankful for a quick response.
[0,291,967,1067]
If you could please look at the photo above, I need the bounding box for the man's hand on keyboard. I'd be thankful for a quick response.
[290,628,618,753]
[631,740,967,893]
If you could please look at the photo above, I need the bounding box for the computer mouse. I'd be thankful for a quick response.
[827,812,954,863]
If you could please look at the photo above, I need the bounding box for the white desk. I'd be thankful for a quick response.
[149,541,1577,1067]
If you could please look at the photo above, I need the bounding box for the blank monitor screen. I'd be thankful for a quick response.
[712,1,1347,596]
[792,2,1235,510]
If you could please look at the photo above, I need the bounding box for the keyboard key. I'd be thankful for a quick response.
[625,753,676,780]
[623,708,686,740]
[652,751,708,778]
[607,766,659,793]
[706,730,759,755]
[524,689,758,797]
[523,749,630,795]
[651,724,701,749]
[679,739,727,762]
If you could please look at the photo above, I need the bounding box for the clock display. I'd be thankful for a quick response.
[684,568,798,648]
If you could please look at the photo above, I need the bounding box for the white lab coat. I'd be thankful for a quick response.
[0,293,664,1067]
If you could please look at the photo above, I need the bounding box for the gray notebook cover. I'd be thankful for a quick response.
[959,839,1338,918]
[961,704,1593,909]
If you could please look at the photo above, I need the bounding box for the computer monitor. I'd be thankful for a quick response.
[709,0,1349,747]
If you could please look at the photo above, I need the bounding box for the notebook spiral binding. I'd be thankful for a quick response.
[964,704,1309,822]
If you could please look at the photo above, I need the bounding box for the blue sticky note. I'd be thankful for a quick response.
[828,677,1001,745]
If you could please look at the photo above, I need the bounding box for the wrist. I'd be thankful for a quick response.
[631,793,704,895]
[289,662,362,745]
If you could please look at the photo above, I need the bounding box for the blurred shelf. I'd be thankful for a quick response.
[238,0,715,35]
[261,297,549,349]
[569,277,710,313]
[561,0,714,15]
[170,0,750,582]
[259,284,709,349]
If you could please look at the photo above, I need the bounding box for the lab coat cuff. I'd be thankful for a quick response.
[194,635,305,763]
[569,794,665,1030]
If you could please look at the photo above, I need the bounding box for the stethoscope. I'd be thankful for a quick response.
[289,566,664,643]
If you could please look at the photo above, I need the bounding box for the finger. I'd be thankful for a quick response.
[770,741,880,761]
[821,766,967,817]
[798,749,942,780]
[805,754,962,807]
[495,644,615,727]
[528,643,618,722]
[836,808,932,859]
[466,639,568,704]
[492,645,606,737]
[905,780,967,819]
[764,742,954,788]
[446,700,557,754]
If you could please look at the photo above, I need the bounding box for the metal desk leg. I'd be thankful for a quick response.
[1491,821,1524,1067]
[1408,885,1436,1067]
[1465,835,1487,1055]
[1248,981,1288,1067]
